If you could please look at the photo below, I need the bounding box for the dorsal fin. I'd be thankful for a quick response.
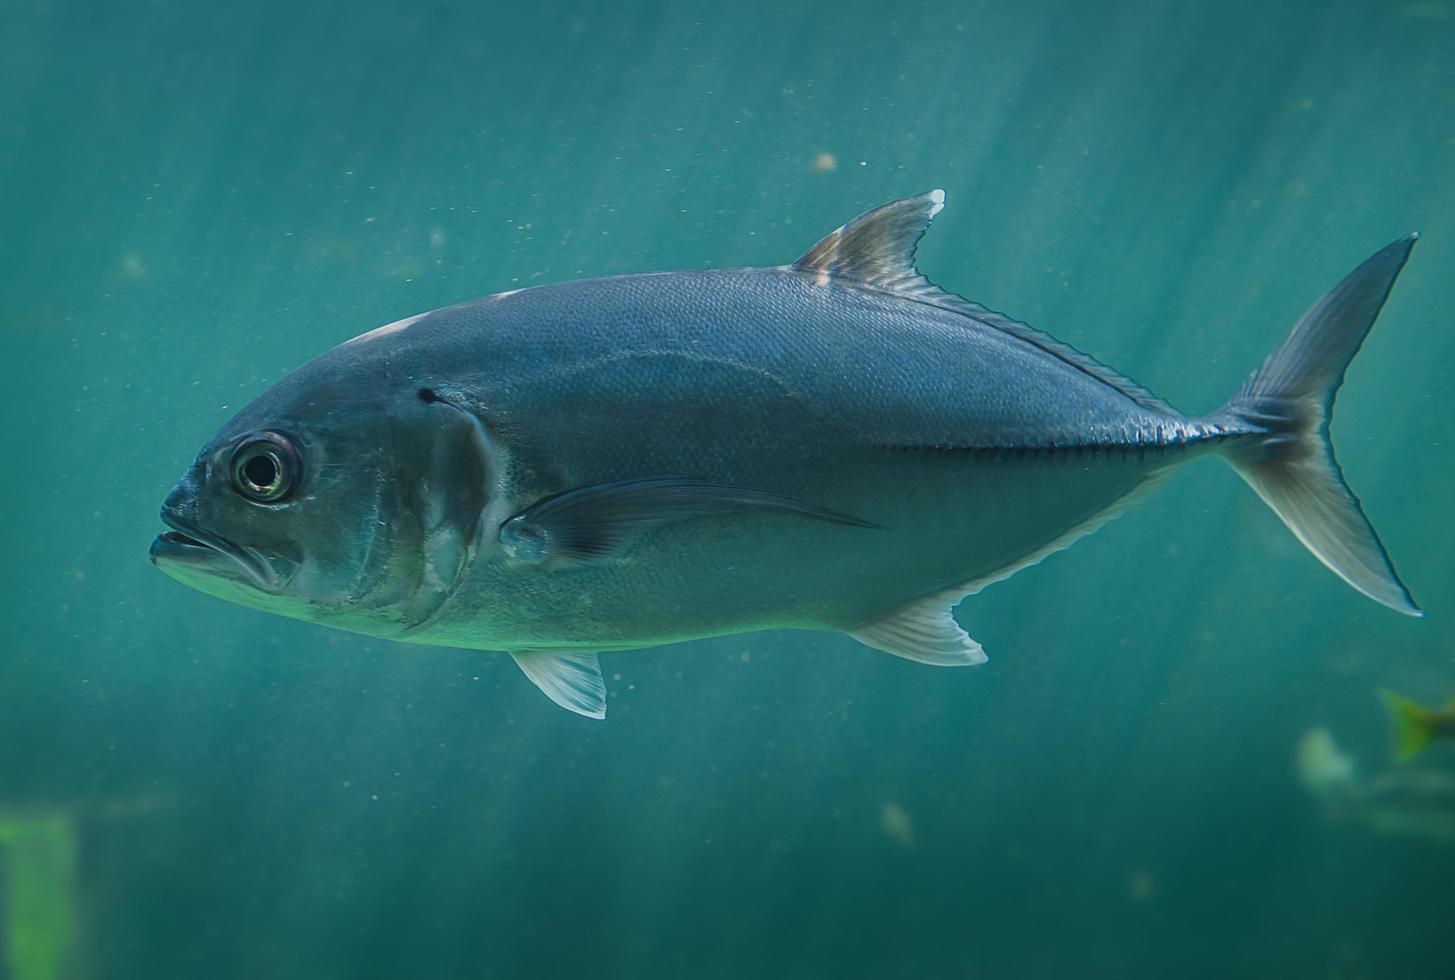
[792,189,945,293]
[791,191,1177,415]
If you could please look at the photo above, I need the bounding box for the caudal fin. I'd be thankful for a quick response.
[1379,689,1436,761]
[1212,236,1420,615]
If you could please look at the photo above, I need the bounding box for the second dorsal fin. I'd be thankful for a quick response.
[792,189,945,292]
[792,190,1177,415]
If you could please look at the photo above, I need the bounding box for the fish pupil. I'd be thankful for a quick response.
[417,387,438,404]
[243,453,278,490]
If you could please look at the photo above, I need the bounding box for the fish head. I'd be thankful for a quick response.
[150,345,495,635]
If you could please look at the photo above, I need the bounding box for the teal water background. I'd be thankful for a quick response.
[3,1,1455,977]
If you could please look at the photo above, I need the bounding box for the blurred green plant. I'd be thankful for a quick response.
[0,813,78,980]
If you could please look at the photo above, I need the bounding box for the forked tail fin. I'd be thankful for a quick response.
[1211,235,1420,615]
[1379,690,1437,761]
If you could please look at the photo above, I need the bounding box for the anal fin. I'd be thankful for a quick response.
[848,472,1173,671]
[511,650,607,718]
[850,593,987,666]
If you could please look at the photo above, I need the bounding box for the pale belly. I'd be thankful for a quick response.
[411,442,1205,652]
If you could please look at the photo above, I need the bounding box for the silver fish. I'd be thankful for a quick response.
[151,191,1422,717]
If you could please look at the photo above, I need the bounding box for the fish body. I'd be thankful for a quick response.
[305,266,1213,649]
[1295,726,1455,843]
[1363,768,1455,843]
[152,191,1422,716]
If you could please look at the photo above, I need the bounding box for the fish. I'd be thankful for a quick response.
[1362,767,1455,843]
[1380,690,1455,761]
[151,190,1423,718]
[1295,726,1455,843]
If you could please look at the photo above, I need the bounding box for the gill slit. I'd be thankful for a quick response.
[401,397,514,636]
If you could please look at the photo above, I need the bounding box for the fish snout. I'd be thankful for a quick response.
[161,479,198,519]
[151,469,288,593]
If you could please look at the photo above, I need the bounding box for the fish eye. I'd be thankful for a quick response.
[229,432,300,503]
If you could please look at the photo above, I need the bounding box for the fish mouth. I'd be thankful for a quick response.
[150,511,284,593]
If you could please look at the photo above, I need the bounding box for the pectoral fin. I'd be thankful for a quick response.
[511,650,607,719]
[850,592,988,667]
[499,477,877,565]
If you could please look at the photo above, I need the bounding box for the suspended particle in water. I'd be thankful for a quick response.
[811,152,837,172]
